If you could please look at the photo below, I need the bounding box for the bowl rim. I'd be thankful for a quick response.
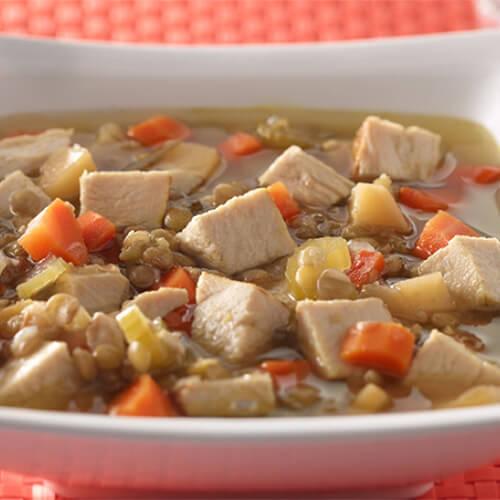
[0,404,499,441]
[0,28,499,54]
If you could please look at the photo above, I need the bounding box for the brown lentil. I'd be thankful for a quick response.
[141,241,173,270]
[363,369,384,386]
[152,228,179,251]
[94,343,124,371]
[317,268,356,300]
[119,230,150,262]
[128,264,158,290]
[383,255,404,277]
[10,325,42,358]
[164,207,192,232]
[86,312,125,355]
[73,347,98,381]
[46,294,80,327]
[213,182,248,206]
[21,302,60,340]
[172,252,196,267]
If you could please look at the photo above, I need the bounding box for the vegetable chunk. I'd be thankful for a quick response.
[267,181,301,222]
[219,132,262,157]
[117,305,185,371]
[152,142,220,195]
[351,383,392,412]
[340,321,415,378]
[346,250,385,289]
[439,385,500,408]
[349,182,409,233]
[18,198,88,266]
[77,211,116,252]
[17,258,69,299]
[178,188,296,274]
[414,211,478,259]
[39,145,96,201]
[460,165,500,185]
[79,171,171,229]
[352,116,441,181]
[260,359,310,389]
[285,237,352,300]
[128,115,191,146]
[159,267,196,303]
[362,272,455,321]
[399,187,448,212]
[109,374,176,417]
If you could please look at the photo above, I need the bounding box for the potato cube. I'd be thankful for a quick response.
[350,182,409,233]
[39,145,97,201]
[351,383,392,412]
[362,272,455,322]
[394,272,455,313]
[439,385,500,409]
[153,142,220,195]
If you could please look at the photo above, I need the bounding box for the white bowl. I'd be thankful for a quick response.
[0,32,500,498]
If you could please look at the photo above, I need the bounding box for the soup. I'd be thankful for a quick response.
[0,108,498,417]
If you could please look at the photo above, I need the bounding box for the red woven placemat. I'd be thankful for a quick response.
[0,0,494,43]
[0,1,499,499]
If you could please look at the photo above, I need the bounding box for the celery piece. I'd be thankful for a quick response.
[17,258,70,299]
[116,305,167,367]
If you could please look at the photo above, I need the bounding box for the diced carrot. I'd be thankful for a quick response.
[77,211,116,253]
[159,267,196,303]
[219,132,262,157]
[18,198,88,266]
[413,210,478,259]
[159,268,197,334]
[267,181,300,222]
[399,186,448,212]
[346,250,385,289]
[127,115,191,146]
[108,374,177,417]
[474,167,500,184]
[340,321,415,378]
[260,359,311,389]
[460,165,500,185]
[164,304,195,335]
